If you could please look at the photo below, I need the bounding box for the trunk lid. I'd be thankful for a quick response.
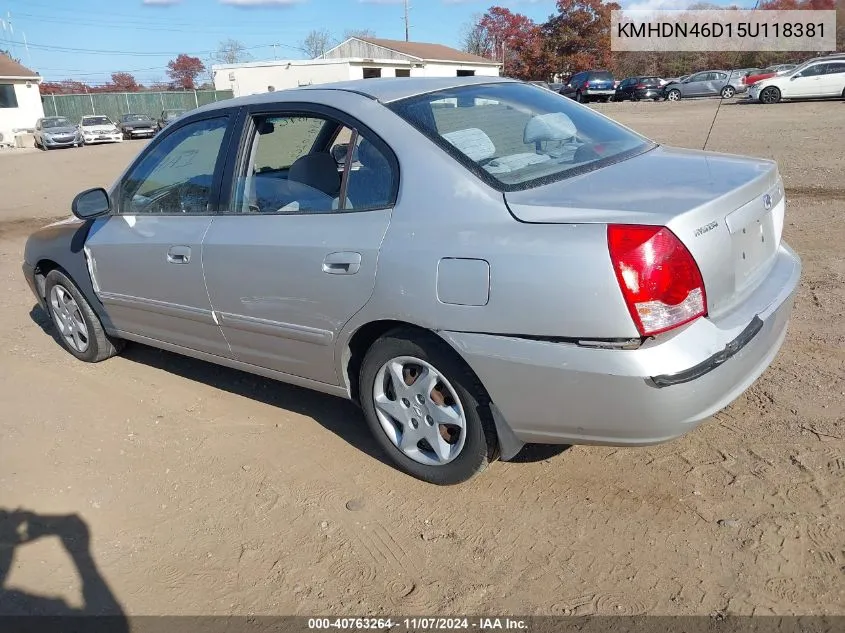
[504,145,784,320]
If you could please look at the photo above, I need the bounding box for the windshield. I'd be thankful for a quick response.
[123,114,151,122]
[82,116,112,126]
[389,82,653,190]
[43,117,72,128]
[165,110,184,119]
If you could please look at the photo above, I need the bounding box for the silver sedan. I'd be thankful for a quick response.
[22,77,801,484]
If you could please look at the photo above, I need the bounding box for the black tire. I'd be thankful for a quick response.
[44,269,124,363]
[667,88,681,102]
[720,85,736,99]
[359,328,498,485]
[759,86,781,104]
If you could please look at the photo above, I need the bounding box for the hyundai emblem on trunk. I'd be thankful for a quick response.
[763,194,772,210]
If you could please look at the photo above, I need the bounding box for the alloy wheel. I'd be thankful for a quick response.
[372,356,467,466]
[722,86,735,98]
[667,90,681,101]
[49,284,90,353]
[760,87,780,104]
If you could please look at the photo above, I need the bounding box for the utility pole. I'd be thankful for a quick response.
[403,0,410,42]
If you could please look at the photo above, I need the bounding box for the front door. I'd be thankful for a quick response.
[785,63,825,98]
[202,107,398,385]
[85,115,233,356]
[682,72,710,97]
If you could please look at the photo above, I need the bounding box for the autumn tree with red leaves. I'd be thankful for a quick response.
[471,7,551,80]
[109,72,141,92]
[544,0,620,75]
[166,54,206,90]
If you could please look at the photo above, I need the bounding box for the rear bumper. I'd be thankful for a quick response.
[441,243,801,446]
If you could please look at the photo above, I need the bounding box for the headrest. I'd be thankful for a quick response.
[289,152,340,196]
[524,113,577,144]
[358,139,387,169]
[442,128,495,162]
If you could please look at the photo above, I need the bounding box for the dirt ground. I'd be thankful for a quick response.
[0,99,843,617]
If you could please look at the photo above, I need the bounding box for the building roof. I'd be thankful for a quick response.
[345,37,499,66]
[0,55,39,79]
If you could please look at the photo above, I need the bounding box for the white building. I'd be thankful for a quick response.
[213,37,501,98]
[0,56,44,144]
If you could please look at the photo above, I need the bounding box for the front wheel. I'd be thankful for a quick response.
[720,85,736,99]
[359,329,498,485]
[759,86,781,104]
[666,89,681,102]
[45,270,124,363]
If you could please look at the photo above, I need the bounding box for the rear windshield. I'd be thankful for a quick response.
[589,71,614,81]
[388,82,653,191]
[641,77,661,85]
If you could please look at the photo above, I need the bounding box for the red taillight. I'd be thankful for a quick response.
[583,81,590,88]
[635,83,646,89]
[607,225,707,337]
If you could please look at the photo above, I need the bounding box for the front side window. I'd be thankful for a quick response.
[0,84,18,108]
[120,116,228,215]
[235,113,396,214]
[390,82,653,191]
[797,64,824,78]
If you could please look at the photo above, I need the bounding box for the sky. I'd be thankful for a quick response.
[0,0,747,85]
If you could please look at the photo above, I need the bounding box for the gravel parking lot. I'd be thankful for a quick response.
[0,98,843,616]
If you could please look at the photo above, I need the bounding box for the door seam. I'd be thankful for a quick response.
[200,216,234,355]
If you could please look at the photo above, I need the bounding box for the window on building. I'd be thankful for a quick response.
[0,84,18,108]
[457,70,476,77]
[395,69,411,78]
[363,68,382,79]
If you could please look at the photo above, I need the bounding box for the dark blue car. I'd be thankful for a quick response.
[559,70,616,103]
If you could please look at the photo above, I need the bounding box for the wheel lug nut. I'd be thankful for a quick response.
[426,415,434,426]
[410,418,418,429]
[416,394,425,404]
[401,398,410,407]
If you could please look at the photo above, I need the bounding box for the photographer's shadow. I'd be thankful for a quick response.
[0,508,127,627]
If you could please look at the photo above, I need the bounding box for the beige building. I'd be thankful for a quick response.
[0,56,44,145]
[213,37,500,98]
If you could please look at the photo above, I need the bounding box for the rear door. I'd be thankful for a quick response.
[202,104,399,385]
[84,114,234,356]
[821,61,845,96]
[705,72,726,95]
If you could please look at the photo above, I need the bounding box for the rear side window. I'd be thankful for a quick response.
[824,62,845,75]
[232,113,396,215]
[390,82,653,191]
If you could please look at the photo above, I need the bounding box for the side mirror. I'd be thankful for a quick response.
[790,74,799,80]
[71,187,111,220]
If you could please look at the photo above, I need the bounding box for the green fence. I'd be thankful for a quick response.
[41,90,234,123]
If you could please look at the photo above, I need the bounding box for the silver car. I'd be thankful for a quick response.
[663,69,747,100]
[33,116,83,150]
[22,77,801,485]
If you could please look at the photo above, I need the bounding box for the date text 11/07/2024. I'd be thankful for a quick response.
[307,618,529,630]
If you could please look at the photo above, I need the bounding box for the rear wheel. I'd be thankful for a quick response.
[720,85,736,99]
[667,89,681,102]
[359,329,497,485]
[45,270,124,363]
[760,86,781,104]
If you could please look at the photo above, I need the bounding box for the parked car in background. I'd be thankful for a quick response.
[549,83,564,93]
[614,76,663,101]
[560,70,616,102]
[33,116,82,150]
[662,75,688,85]
[22,77,800,485]
[529,81,552,91]
[662,70,743,101]
[79,115,122,145]
[157,109,185,131]
[117,113,157,140]
[749,56,845,104]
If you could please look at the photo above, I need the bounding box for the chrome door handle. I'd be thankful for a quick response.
[167,245,191,264]
[322,251,362,275]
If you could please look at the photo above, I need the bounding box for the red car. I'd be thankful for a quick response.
[745,64,797,86]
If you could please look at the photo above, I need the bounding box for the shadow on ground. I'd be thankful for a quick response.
[0,508,127,626]
[30,305,573,472]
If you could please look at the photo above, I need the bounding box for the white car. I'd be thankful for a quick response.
[79,115,123,145]
[750,56,845,104]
